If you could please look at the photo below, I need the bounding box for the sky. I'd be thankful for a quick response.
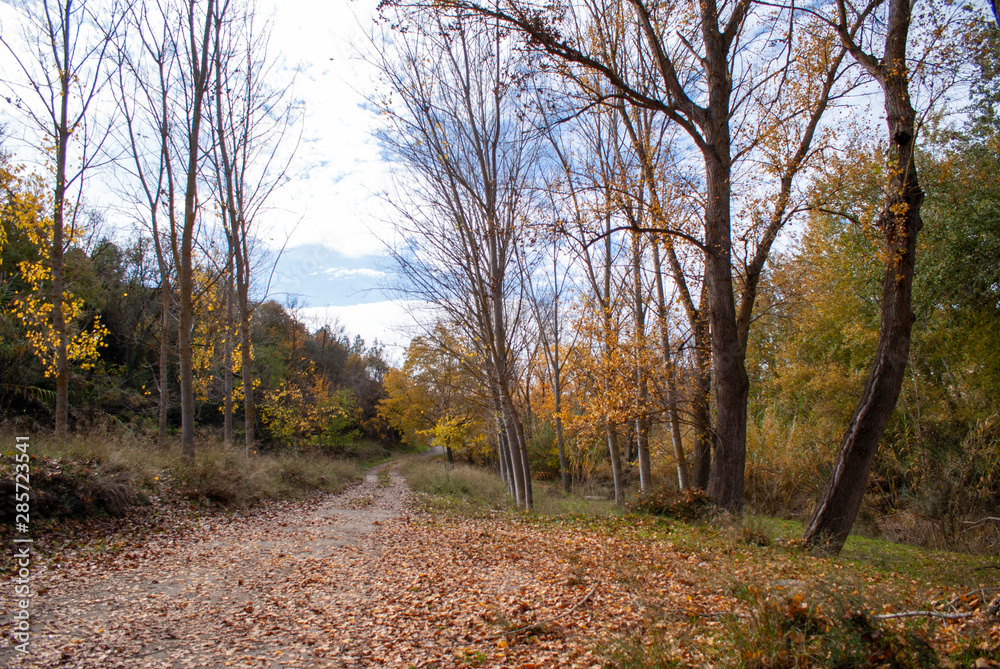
[239,0,418,355]
[0,0,419,358]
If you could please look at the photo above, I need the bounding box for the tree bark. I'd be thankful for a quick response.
[52,144,69,439]
[158,281,171,449]
[223,270,234,445]
[804,0,922,553]
[178,0,216,460]
[496,425,511,492]
[51,0,73,439]
[512,407,533,508]
[554,366,570,493]
[632,228,652,493]
[690,283,714,490]
[652,237,689,490]
[602,211,624,505]
[494,388,524,506]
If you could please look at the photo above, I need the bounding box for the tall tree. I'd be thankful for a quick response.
[520,222,576,493]
[802,0,960,552]
[374,14,539,507]
[211,0,298,455]
[407,0,851,509]
[113,0,178,449]
[1,0,120,437]
[175,0,218,457]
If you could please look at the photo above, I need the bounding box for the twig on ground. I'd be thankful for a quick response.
[947,587,1000,610]
[486,585,598,639]
[963,517,1000,527]
[662,609,749,620]
[873,610,976,621]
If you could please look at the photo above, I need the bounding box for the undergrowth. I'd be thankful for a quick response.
[399,458,511,512]
[723,583,941,668]
[399,458,999,668]
[0,423,366,519]
[399,456,618,517]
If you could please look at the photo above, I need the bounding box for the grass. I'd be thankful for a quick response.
[398,456,619,517]
[398,457,1000,668]
[177,444,362,506]
[0,423,366,514]
[399,458,511,512]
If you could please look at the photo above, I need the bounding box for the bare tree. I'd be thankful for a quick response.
[113,0,179,449]
[174,0,218,457]
[2,0,121,437]
[373,13,539,508]
[520,220,577,493]
[117,0,218,457]
[211,0,298,455]
[397,0,853,510]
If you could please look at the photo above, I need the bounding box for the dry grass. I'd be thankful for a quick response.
[0,422,363,514]
[399,457,512,512]
[400,456,620,517]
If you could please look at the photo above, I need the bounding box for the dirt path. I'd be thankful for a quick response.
[2,460,733,669]
[3,464,418,668]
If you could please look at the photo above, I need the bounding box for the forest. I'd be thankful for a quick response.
[0,0,997,554]
[1,0,999,666]
[0,0,394,456]
[373,0,1000,556]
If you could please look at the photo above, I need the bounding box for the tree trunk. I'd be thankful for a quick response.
[52,166,69,439]
[178,0,215,460]
[497,427,510,492]
[513,409,533,509]
[223,271,234,445]
[804,0,922,553]
[607,421,623,505]
[178,238,195,458]
[158,281,170,449]
[702,139,748,512]
[501,425,515,496]
[505,413,527,508]
[52,24,71,439]
[495,389,524,506]
[238,288,254,454]
[690,301,714,490]
[652,237,689,490]
[554,369,570,493]
[631,228,652,492]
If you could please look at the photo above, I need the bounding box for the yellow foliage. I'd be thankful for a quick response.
[2,154,107,376]
[260,375,359,446]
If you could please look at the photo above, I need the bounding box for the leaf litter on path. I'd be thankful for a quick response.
[6,463,994,667]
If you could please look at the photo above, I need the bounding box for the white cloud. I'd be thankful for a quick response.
[298,299,431,364]
[316,267,387,279]
[255,0,394,259]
